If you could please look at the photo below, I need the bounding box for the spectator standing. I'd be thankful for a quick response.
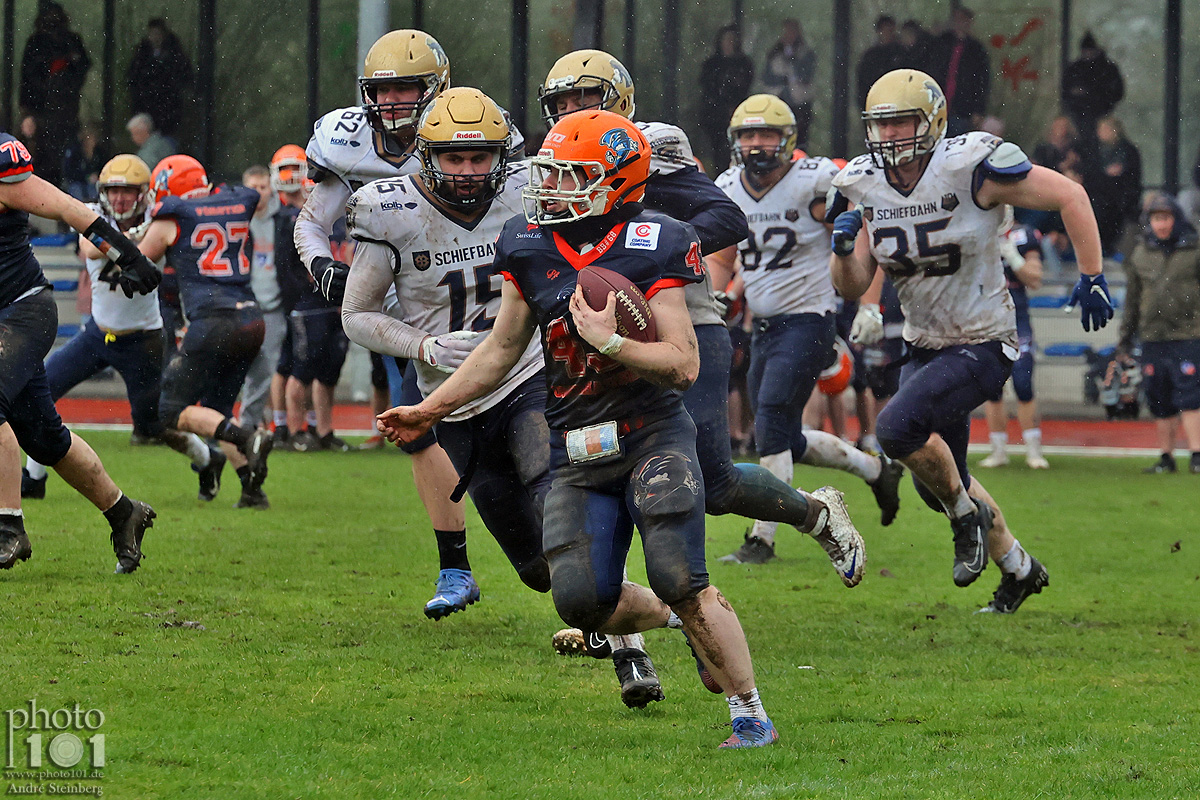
[1032,116,1083,180]
[699,26,754,172]
[238,163,285,432]
[929,7,989,136]
[18,2,90,190]
[1118,193,1200,475]
[897,20,934,70]
[857,16,905,110]
[1062,32,1124,148]
[1086,116,1141,257]
[760,19,816,147]
[127,19,193,138]
[62,123,107,202]
[126,113,175,171]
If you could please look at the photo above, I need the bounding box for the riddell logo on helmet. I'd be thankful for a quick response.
[538,148,555,158]
[452,131,485,140]
[372,70,398,78]
[742,116,765,125]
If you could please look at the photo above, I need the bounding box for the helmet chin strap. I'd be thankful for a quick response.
[609,168,658,212]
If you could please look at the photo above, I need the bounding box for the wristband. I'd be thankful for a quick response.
[83,217,141,267]
[598,333,624,356]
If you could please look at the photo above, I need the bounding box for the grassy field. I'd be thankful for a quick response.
[2,431,1197,799]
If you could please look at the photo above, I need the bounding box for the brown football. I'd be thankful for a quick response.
[577,265,657,343]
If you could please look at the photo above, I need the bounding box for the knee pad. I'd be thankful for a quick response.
[875,404,926,461]
[398,428,437,455]
[22,421,72,467]
[551,584,619,632]
[631,452,703,520]
[1012,354,1034,403]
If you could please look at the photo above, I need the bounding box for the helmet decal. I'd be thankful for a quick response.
[599,128,639,167]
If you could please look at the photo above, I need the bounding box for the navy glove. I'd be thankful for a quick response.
[1067,273,1114,332]
[311,256,350,304]
[831,209,863,257]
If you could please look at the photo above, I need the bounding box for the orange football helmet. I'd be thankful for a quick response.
[270,145,308,193]
[818,337,855,396]
[523,110,649,226]
[151,155,210,203]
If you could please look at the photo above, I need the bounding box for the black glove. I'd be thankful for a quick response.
[311,256,350,304]
[82,216,161,297]
[116,254,162,298]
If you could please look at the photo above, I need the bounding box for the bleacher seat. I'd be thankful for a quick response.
[50,279,80,292]
[56,324,80,339]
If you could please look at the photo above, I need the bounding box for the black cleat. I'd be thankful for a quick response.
[283,429,320,453]
[612,648,665,708]
[235,487,270,510]
[20,468,46,500]
[950,498,993,587]
[111,500,156,574]
[0,527,32,569]
[319,432,352,452]
[242,428,273,490]
[869,455,904,526]
[194,448,227,502]
[1192,453,1200,474]
[718,532,776,564]
[1144,454,1177,474]
[979,557,1049,614]
[272,425,290,447]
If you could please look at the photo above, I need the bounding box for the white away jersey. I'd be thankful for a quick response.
[345,165,541,421]
[307,106,420,192]
[717,157,839,318]
[832,132,1018,350]
[84,204,162,333]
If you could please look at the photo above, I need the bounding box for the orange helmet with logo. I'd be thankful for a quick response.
[270,145,308,193]
[150,155,210,203]
[818,337,855,396]
[523,110,649,226]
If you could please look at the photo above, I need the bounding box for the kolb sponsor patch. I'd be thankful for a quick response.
[625,222,661,250]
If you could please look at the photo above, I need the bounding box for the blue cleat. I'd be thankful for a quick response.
[719,717,780,749]
[423,569,480,620]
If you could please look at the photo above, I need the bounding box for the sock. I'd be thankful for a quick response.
[434,528,469,571]
[272,410,287,428]
[665,611,683,629]
[214,418,252,449]
[24,459,47,480]
[306,410,318,430]
[943,488,976,520]
[800,431,882,482]
[185,434,211,468]
[989,431,1008,455]
[998,539,1032,579]
[751,450,793,545]
[102,493,133,529]
[727,687,769,722]
[607,632,646,653]
[236,465,252,487]
[1023,428,1042,458]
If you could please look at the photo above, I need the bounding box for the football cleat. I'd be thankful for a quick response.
[272,425,290,447]
[320,432,352,452]
[809,486,866,588]
[20,468,46,499]
[869,454,904,526]
[950,498,993,587]
[978,557,1049,614]
[424,568,480,620]
[1144,454,1177,474]
[551,628,612,659]
[0,527,32,569]
[284,429,320,453]
[128,431,158,446]
[1025,454,1050,470]
[683,632,723,694]
[979,451,1009,468]
[242,428,273,491]
[111,500,156,574]
[612,648,665,709]
[358,434,385,450]
[235,487,270,510]
[1191,453,1200,474]
[719,717,779,749]
[194,448,226,501]
[718,532,776,564]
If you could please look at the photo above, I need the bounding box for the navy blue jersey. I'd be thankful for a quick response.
[1001,223,1040,318]
[0,133,48,308]
[153,185,260,317]
[644,166,747,256]
[495,209,705,431]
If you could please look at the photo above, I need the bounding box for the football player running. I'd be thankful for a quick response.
[378,112,780,747]
[22,155,224,503]
[538,51,865,694]
[828,69,1112,613]
[0,132,157,573]
[712,94,904,564]
[138,155,275,509]
[296,29,514,618]
[341,87,551,612]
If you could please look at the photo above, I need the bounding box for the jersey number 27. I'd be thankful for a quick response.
[191,222,250,277]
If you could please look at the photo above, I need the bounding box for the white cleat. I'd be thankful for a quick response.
[1026,455,1050,469]
[979,452,1009,468]
[809,486,865,588]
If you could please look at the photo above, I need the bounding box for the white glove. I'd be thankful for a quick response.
[420,330,484,374]
[849,303,884,346]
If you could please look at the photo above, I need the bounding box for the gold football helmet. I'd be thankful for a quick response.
[417,87,512,210]
[727,94,797,173]
[863,69,947,168]
[97,154,151,222]
[538,49,635,126]
[359,29,450,134]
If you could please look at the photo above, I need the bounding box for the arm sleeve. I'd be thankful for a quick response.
[644,167,748,255]
[294,178,351,271]
[341,240,430,359]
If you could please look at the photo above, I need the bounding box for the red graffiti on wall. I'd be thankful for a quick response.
[990,17,1045,91]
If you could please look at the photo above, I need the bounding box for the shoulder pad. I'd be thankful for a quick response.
[151,196,189,221]
[637,121,696,175]
[306,106,370,183]
[714,165,741,191]
[940,131,1004,171]
[502,161,530,191]
[980,141,1033,181]
[830,154,875,189]
[0,134,34,183]
[344,178,420,245]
